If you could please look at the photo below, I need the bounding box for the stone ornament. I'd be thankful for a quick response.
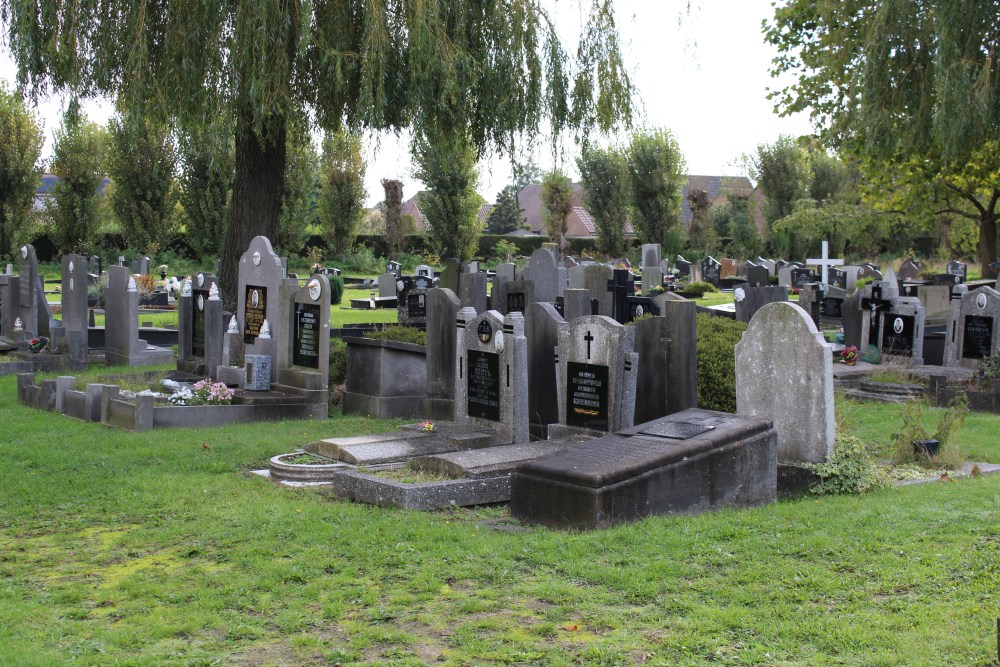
[69,278,74,291]
[893,317,904,334]
[197,294,205,311]
[208,283,220,301]
[495,330,505,352]
[20,246,27,259]
[181,279,192,297]
[14,317,23,331]
[252,251,261,266]
[634,305,644,317]
[259,319,271,339]
[978,294,987,310]
[734,288,746,302]
[228,315,239,334]
[307,279,321,301]
[127,276,137,292]
[197,273,205,287]
[68,260,75,274]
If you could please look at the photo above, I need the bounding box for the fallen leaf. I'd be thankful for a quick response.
[971,465,982,477]
[562,624,579,631]
[202,443,210,450]
[939,472,953,482]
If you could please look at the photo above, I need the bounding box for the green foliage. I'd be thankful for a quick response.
[540,169,574,250]
[683,281,719,297]
[412,132,482,262]
[486,185,523,235]
[177,119,234,261]
[275,118,319,257]
[329,339,347,385]
[0,82,43,259]
[695,314,746,412]
[107,111,177,253]
[319,129,366,257]
[809,435,891,495]
[342,244,381,275]
[577,145,630,257]
[626,127,686,253]
[364,325,426,346]
[713,194,762,258]
[750,135,811,228]
[975,355,1000,389]
[892,397,968,469]
[686,188,717,253]
[328,273,345,306]
[47,102,108,253]
[492,239,519,263]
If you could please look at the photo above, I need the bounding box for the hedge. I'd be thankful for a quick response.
[695,313,747,413]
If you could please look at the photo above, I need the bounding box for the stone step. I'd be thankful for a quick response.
[332,436,458,466]
[411,437,593,479]
[307,430,430,459]
[845,380,925,403]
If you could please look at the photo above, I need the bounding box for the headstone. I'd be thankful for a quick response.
[858,264,883,283]
[675,255,692,277]
[562,288,594,322]
[606,269,634,324]
[563,256,579,269]
[567,264,587,290]
[437,258,461,292]
[944,286,1000,367]
[946,260,967,283]
[525,302,566,437]
[790,267,819,289]
[455,308,529,444]
[744,262,770,288]
[898,258,922,282]
[916,284,952,325]
[104,265,173,367]
[862,273,925,363]
[840,265,864,291]
[457,271,488,314]
[733,284,789,323]
[238,236,294,380]
[641,244,661,271]
[16,245,40,338]
[526,247,560,303]
[756,256,776,276]
[640,266,664,295]
[582,264,614,317]
[425,288,461,419]
[806,240,844,285]
[385,260,402,277]
[720,258,739,280]
[415,264,435,279]
[841,290,863,349]
[735,302,834,463]
[56,254,88,363]
[283,274,331,392]
[0,272,21,345]
[377,272,397,298]
[553,315,638,434]
[700,257,721,287]
[130,256,151,275]
[494,275,533,316]
[626,295,659,322]
[828,267,847,289]
[632,300,697,423]
[396,275,434,325]
[494,263,515,283]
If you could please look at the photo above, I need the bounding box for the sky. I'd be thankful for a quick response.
[0,0,814,207]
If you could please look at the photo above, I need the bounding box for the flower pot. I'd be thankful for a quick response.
[913,439,941,458]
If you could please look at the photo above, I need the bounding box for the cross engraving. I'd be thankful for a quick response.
[584,330,594,360]
[807,240,844,286]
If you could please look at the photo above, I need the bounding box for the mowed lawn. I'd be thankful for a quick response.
[1,373,1000,666]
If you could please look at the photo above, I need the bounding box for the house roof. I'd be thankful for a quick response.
[400,194,426,231]
[476,204,494,224]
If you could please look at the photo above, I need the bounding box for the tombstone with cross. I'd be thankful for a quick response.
[606,268,635,324]
[549,315,638,437]
[806,240,844,286]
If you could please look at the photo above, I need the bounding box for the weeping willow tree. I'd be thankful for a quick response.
[766,0,1000,273]
[2,0,635,306]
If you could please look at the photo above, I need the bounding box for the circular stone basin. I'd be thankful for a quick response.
[268,450,347,483]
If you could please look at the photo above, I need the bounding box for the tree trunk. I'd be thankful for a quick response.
[979,215,998,279]
[218,116,287,310]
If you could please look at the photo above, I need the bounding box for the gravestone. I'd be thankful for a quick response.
[396,275,434,325]
[756,257,776,276]
[606,269,634,324]
[16,244,41,338]
[562,288,595,322]
[454,308,529,445]
[526,247,560,303]
[806,240,844,285]
[733,284,789,323]
[720,258,739,280]
[494,263,515,283]
[130,256,151,275]
[841,290,864,349]
[828,268,847,289]
[916,284,952,325]
[424,288,461,419]
[641,244,661,271]
[178,273,219,375]
[563,256,578,269]
[701,257,721,287]
[944,286,1000,368]
[632,300,697,423]
[104,266,174,367]
[641,266,663,295]
[0,271,22,347]
[946,260,967,283]
[735,302,834,464]
[457,271,488,314]
[858,264,883,282]
[675,255,692,277]
[493,275,533,316]
[551,315,638,436]
[898,258,922,281]
[744,262,770,288]
[567,264,587,289]
[790,267,818,289]
[385,260,402,277]
[237,236,295,382]
[278,274,331,400]
[415,264,435,279]
[510,408,777,530]
[688,264,703,284]
[840,265,864,291]
[437,258,461,292]
[55,254,88,363]
[877,296,925,363]
[88,255,101,276]
[525,302,566,438]
[582,264,614,317]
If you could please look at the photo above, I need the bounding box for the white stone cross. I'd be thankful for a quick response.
[807,240,844,286]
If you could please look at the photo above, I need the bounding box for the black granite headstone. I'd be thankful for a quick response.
[962,315,994,360]
[243,285,267,344]
[881,313,916,356]
[293,302,321,368]
[565,362,610,431]
[467,349,501,421]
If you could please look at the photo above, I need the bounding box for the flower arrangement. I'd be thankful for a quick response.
[418,420,435,432]
[169,380,235,406]
[27,336,48,353]
[840,345,858,366]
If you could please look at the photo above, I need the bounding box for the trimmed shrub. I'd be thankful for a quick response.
[695,314,747,412]
[364,325,426,346]
[684,281,719,296]
[329,339,347,385]
[328,273,345,305]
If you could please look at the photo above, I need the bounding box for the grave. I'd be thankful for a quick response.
[526,247,560,303]
[606,268,634,324]
[11,253,89,371]
[675,255,692,277]
[946,260,968,283]
[735,302,835,464]
[457,270,488,314]
[16,244,48,339]
[701,256,721,287]
[720,258,739,280]
[396,274,435,325]
[733,284,788,323]
[806,240,844,285]
[424,288,461,419]
[0,269,22,350]
[454,309,529,445]
[509,408,777,530]
[632,300,698,423]
[583,264,614,316]
[177,273,224,377]
[549,315,638,438]
[525,302,566,438]
[898,258,922,281]
[943,286,1000,368]
[493,275,534,316]
[103,266,174,367]
[743,261,770,288]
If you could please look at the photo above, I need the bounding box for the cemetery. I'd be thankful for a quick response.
[3,0,1000,662]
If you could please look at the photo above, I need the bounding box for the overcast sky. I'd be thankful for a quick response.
[0,0,813,206]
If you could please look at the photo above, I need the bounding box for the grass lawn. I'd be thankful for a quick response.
[2,367,1000,665]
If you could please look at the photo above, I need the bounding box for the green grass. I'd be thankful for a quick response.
[2,370,1000,664]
